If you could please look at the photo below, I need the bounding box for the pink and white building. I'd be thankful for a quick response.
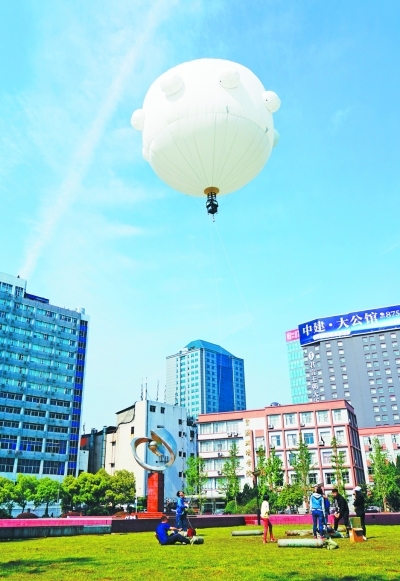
[197,400,365,504]
[359,425,400,483]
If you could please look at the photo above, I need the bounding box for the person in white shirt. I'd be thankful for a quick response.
[260,493,276,543]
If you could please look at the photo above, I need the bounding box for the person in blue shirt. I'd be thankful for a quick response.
[310,486,325,539]
[155,515,191,545]
[175,490,189,531]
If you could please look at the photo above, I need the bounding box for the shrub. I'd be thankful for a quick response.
[85,505,110,516]
[224,500,237,514]
[243,499,258,514]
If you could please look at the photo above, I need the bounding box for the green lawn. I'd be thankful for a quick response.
[0,525,399,581]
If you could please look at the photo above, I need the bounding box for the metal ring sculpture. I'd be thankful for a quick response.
[131,427,177,472]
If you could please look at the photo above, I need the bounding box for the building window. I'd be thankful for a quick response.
[287,434,297,447]
[325,472,336,485]
[268,415,280,428]
[160,407,165,414]
[270,435,281,447]
[0,458,14,472]
[303,433,314,445]
[17,459,40,474]
[149,405,156,412]
[284,414,295,426]
[308,473,318,485]
[333,410,342,422]
[322,451,332,464]
[335,430,345,444]
[317,411,329,423]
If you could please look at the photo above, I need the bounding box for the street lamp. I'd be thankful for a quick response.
[252,469,261,525]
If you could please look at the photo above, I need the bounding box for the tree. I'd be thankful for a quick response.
[290,434,312,509]
[106,470,136,510]
[76,469,111,511]
[330,436,347,497]
[185,456,207,512]
[369,437,396,511]
[275,485,304,512]
[13,474,38,512]
[0,476,15,516]
[220,442,241,507]
[256,447,284,496]
[60,475,78,512]
[34,478,60,516]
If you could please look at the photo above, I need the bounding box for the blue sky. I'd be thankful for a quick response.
[1,0,399,429]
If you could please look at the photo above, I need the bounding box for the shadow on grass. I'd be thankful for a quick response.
[280,577,397,581]
[0,556,95,578]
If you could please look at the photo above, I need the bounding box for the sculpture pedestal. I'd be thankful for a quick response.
[147,472,164,513]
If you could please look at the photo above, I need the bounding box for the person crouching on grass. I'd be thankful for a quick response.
[260,493,276,543]
[155,515,192,545]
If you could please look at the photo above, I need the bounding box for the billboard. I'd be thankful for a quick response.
[299,305,400,346]
[286,329,300,342]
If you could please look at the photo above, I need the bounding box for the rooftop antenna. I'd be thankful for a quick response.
[140,379,143,401]
[145,377,148,400]
[164,384,166,403]
[156,380,160,401]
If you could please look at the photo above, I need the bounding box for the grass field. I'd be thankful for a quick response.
[0,525,399,581]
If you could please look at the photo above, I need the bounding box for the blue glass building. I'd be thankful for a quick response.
[165,340,246,418]
[286,329,308,404]
[0,272,88,479]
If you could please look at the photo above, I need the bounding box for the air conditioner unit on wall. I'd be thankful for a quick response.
[268,425,274,430]
[300,422,305,427]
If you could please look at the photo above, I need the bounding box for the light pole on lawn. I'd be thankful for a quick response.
[252,469,261,525]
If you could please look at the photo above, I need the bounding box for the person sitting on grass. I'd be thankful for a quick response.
[155,515,192,545]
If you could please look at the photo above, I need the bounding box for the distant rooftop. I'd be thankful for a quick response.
[185,340,234,357]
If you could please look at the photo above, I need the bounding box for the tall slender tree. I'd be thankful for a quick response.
[220,442,241,507]
[291,434,312,509]
[256,446,284,496]
[185,456,207,512]
[330,436,347,496]
[369,437,396,512]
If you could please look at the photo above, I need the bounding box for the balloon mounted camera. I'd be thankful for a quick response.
[131,58,280,218]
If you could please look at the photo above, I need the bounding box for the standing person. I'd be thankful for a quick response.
[310,486,325,539]
[332,488,350,536]
[155,515,191,545]
[260,493,276,543]
[322,489,331,529]
[353,486,367,540]
[176,490,188,531]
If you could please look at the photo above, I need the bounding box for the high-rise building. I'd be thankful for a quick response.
[294,304,400,429]
[165,340,246,418]
[0,271,88,480]
[286,329,307,404]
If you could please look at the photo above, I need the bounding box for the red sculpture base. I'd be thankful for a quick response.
[147,472,164,513]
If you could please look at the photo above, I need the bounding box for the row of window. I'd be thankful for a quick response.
[0,457,65,475]
[0,435,67,453]
[0,420,70,433]
[268,409,344,427]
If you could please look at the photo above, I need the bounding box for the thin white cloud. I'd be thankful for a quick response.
[19,0,176,279]
[330,107,350,131]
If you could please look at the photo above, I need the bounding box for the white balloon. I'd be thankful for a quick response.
[132,58,280,197]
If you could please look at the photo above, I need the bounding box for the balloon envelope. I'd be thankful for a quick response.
[132,58,280,197]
